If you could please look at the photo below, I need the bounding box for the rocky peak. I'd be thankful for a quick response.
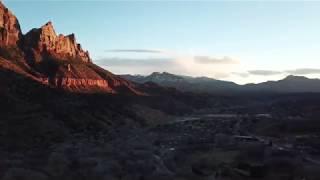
[149,72,184,82]
[23,21,91,63]
[0,2,90,63]
[0,1,22,47]
[39,21,57,47]
[283,75,309,81]
[0,2,142,94]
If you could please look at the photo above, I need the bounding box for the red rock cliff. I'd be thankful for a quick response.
[23,21,91,63]
[0,2,22,47]
[0,2,143,95]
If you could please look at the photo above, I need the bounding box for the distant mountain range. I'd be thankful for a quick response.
[122,72,320,94]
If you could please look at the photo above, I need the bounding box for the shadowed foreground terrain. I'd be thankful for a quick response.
[2,64,320,179]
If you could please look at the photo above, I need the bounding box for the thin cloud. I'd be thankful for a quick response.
[232,72,249,78]
[213,72,230,79]
[95,57,175,67]
[286,68,320,75]
[105,49,164,54]
[94,56,184,75]
[96,52,240,79]
[233,68,320,78]
[248,70,282,76]
[194,56,238,64]
[232,70,282,77]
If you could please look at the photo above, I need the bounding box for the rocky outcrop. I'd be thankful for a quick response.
[23,22,91,63]
[40,77,112,92]
[0,1,144,95]
[0,2,22,47]
[59,78,108,88]
[0,2,91,63]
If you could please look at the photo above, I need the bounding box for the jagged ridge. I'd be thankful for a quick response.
[23,21,91,64]
[0,1,142,94]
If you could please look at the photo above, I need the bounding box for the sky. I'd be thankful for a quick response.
[4,0,320,84]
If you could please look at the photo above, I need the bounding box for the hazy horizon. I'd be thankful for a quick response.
[5,1,320,84]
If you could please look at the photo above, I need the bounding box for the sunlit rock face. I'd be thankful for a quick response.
[0,2,22,47]
[23,22,91,63]
[0,2,90,63]
[39,77,112,92]
[0,2,143,95]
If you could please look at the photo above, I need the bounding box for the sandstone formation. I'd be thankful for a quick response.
[23,21,91,63]
[0,2,22,47]
[0,2,143,94]
[40,77,111,92]
[0,2,90,63]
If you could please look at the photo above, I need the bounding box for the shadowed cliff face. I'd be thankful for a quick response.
[0,2,142,94]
